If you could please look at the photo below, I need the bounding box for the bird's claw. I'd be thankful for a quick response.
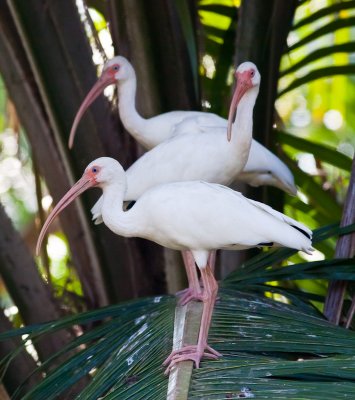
[163,344,221,374]
[176,288,204,305]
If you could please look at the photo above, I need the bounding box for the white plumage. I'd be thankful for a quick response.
[58,60,311,372]
[69,56,296,195]
[91,62,261,223]
[36,157,312,372]
[112,179,312,256]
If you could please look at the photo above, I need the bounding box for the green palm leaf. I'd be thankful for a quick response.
[276,131,352,171]
[279,65,355,96]
[292,1,355,30]
[280,43,355,77]
[2,224,355,399]
[288,16,355,53]
[4,289,355,399]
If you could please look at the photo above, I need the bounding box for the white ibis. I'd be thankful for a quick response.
[36,157,312,372]
[88,61,261,303]
[172,115,296,194]
[68,56,296,196]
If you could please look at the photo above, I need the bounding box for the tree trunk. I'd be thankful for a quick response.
[1,0,167,303]
[0,310,40,397]
[0,204,71,362]
[0,0,108,307]
[324,156,355,324]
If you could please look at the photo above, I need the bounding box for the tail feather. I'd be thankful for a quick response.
[303,246,314,255]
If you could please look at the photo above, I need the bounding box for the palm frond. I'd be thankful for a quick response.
[276,131,352,171]
[280,43,355,77]
[3,289,355,399]
[2,223,355,399]
[289,17,355,53]
[292,1,355,30]
[279,65,355,96]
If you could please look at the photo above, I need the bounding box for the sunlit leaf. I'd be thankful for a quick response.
[279,65,355,96]
[288,17,355,53]
[292,1,355,30]
[198,4,236,19]
[280,42,355,77]
[277,131,352,170]
[291,167,343,222]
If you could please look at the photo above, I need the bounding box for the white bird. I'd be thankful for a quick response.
[36,157,312,372]
[68,56,296,196]
[172,115,296,193]
[87,61,261,304]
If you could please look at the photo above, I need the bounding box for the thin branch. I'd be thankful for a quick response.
[32,151,52,290]
[324,156,355,324]
[83,1,108,62]
[167,302,203,400]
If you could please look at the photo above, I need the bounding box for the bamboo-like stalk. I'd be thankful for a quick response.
[167,302,204,400]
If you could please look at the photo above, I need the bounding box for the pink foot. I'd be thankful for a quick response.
[163,344,221,374]
[176,287,204,305]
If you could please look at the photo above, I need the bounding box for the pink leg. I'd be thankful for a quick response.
[208,250,216,274]
[176,250,203,305]
[165,264,221,373]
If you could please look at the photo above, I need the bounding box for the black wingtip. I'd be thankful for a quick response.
[291,225,311,239]
[126,201,136,210]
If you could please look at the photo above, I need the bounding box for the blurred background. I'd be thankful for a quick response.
[0,0,354,397]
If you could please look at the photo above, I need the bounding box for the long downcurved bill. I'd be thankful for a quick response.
[36,175,96,255]
[227,75,252,142]
[68,72,116,149]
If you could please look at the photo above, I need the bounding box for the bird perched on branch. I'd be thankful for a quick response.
[37,157,312,372]
[74,62,293,304]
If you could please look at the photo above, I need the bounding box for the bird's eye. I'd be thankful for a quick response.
[112,65,120,71]
[250,70,255,77]
[92,167,98,173]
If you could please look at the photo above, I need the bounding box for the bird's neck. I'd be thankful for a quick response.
[117,77,147,143]
[101,181,138,238]
[231,86,259,164]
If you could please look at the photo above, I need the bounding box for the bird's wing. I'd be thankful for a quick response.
[248,198,312,239]
[199,181,311,238]
[171,114,227,137]
[125,130,238,200]
[242,140,297,195]
[172,117,297,196]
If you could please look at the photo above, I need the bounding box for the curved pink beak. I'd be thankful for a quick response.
[36,173,97,255]
[227,71,253,141]
[68,71,116,149]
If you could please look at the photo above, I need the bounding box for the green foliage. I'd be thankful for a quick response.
[292,1,355,30]
[289,17,355,52]
[277,131,352,171]
[280,65,355,96]
[2,224,355,399]
[2,290,355,399]
[280,43,355,77]
[198,0,237,116]
[2,0,355,397]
